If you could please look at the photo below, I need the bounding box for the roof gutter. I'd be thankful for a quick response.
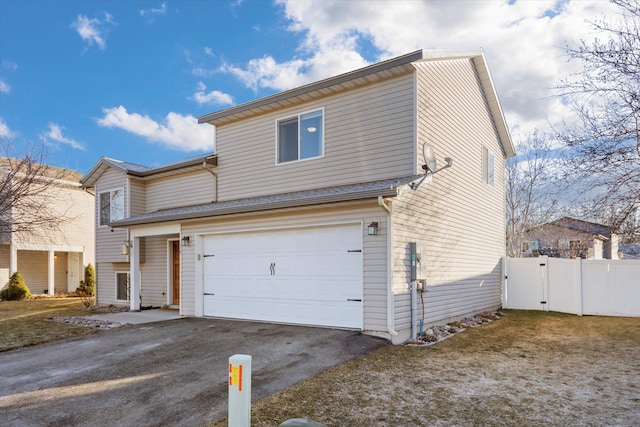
[378,196,399,338]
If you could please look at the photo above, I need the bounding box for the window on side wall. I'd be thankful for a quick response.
[482,146,495,187]
[277,108,324,164]
[99,188,124,226]
[115,271,130,301]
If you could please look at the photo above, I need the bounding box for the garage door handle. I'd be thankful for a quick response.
[347,299,362,302]
[204,292,215,296]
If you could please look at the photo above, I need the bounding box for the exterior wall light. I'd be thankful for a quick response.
[368,222,379,236]
[181,235,191,246]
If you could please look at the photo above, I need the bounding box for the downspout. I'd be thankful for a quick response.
[203,161,218,203]
[378,196,399,338]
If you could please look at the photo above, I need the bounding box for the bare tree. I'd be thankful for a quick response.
[558,0,640,241]
[0,138,76,239]
[505,131,563,257]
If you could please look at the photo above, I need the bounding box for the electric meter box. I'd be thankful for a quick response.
[409,242,427,282]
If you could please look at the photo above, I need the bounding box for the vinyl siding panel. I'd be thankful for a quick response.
[391,59,505,333]
[54,252,68,293]
[0,244,8,288]
[139,235,179,307]
[95,169,129,263]
[11,183,95,267]
[181,202,389,332]
[98,262,131,305]
[146,171,216,212]
[214,73,416,201]
[129,178,146,217]
[17,250,48,293]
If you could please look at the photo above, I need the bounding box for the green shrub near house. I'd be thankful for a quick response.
[0,272,31,301]
[76,263,95,296]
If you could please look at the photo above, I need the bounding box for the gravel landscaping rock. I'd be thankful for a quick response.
[48,316,129,330]
[404,311,501,346]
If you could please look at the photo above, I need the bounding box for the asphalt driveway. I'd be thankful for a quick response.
[0,316,386,426]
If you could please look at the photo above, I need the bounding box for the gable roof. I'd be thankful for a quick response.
[109,174,422,227]
[80,153,217,188]
[0,156,83,187]
[550,217,615,238]
[198,49,515,158]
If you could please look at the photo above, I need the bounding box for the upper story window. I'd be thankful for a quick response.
[482,146,495,187]
[277,108,324,164]
[99,188,124,226]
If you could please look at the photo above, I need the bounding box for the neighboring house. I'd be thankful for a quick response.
[81,50,515,343]
[523,217,620,260]
[0,160,95,294]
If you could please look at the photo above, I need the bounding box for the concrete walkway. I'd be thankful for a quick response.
[87,308,182,324]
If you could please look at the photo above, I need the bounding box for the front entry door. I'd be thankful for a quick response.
[172,240,180,305]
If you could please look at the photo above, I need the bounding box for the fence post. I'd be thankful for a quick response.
[228,354,251,427]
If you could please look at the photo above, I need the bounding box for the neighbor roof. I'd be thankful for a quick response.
[198,49,515,158]
[109,174,422,227]
[0,156,83,187]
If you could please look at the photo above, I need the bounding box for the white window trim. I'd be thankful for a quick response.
[115,271,130,302]
[482,146,495,188]
[98,187,125,227]
[275,107,325,165]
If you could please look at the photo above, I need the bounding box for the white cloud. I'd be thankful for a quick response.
[191,82,234,106]
[0,79,10,94]
[41,123,85,150]
[223,0,618,138]
[0,118,15,139]
[140,2,167,22]
[221,48,368,92]
[97,106,215,152]
[71,13,116,50]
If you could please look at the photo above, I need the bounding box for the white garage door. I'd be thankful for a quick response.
[203,224,363,328]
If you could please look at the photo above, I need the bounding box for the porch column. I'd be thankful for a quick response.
[9,244,17,275]
[48,251,55,295]
[130,237,141,311]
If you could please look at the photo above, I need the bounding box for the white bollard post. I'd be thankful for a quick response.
[228,354,251,427]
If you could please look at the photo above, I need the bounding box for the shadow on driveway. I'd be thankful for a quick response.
[0,318,386,426]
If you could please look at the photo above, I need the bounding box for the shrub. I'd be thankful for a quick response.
[76,263,95,296]
[0,272,31,301]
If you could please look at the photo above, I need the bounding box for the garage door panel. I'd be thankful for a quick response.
[205,295,361,328]
[203,224,363,329]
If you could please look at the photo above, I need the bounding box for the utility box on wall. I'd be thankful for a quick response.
[409,242,427,283]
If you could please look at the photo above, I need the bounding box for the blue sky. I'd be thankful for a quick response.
[0,0,617,173]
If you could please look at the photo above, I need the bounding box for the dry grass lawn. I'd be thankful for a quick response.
[211,310,640,427]
[0,298,97,352]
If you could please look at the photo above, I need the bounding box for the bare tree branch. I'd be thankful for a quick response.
[505,131,564,257]
[558,0,640,242]
[0,138,80,240]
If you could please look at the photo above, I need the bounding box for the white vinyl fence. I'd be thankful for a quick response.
[503,257,640,317]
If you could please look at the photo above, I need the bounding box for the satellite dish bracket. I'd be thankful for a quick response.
[410,143,453,190]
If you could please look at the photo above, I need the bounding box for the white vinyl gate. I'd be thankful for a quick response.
[503,257,640,317]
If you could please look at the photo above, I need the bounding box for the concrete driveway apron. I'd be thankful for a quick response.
[0,317,386,426]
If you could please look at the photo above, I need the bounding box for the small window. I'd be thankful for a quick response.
[99,188,124,226]
[482,146,495,187]
[277,109,323,163]
[115,272,130,301]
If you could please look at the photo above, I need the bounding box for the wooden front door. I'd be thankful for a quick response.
[172,240,180,305]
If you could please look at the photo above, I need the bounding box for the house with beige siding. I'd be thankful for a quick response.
[81,50,514,343]
[523,217,620,259]
[1,162,94,294]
